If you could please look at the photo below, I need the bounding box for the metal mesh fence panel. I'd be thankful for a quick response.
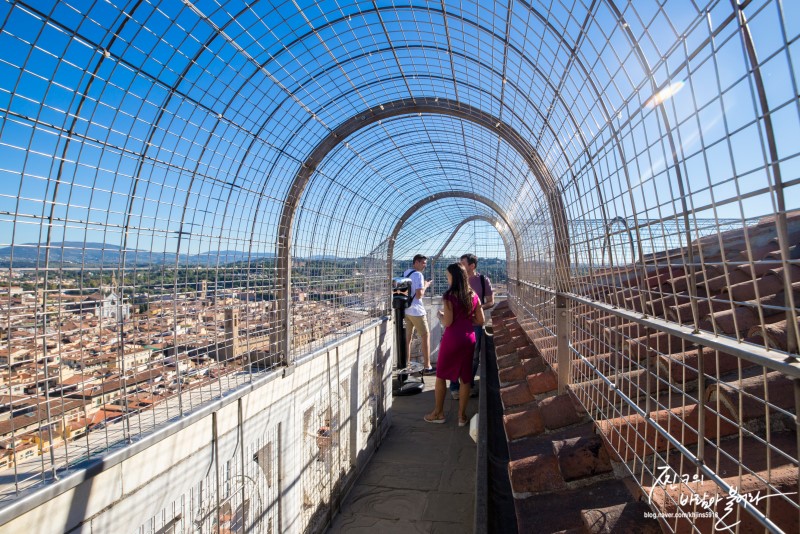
[0,0,798,532]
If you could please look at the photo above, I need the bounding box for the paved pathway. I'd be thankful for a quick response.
[329,380,477,533]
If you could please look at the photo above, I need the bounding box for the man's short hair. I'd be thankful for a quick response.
[460,253,478,266]
[413,254,428,263]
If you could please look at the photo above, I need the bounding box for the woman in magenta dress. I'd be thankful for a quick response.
[425,263,485,426]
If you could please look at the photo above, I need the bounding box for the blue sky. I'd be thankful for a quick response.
[0,0,797,265]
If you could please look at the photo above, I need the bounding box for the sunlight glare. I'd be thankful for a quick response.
[646,80,686,108]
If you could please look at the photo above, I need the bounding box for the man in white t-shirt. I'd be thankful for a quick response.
[403,254,433,373]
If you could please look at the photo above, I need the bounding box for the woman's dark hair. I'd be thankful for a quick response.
[444,263,473,315]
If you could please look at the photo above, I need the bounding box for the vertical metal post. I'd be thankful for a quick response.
[794,379,800,526]
[277,420,284,534]
[394,306,408,378]
[212,412,221,531]
[696,342,706,464]
[277,232,293,368]
[238,399,246,533]
[38,312,58,481]
[428,260,435,298]
[474,330,489,532]
[325,349,334,526]
[556,294,571,394]
[116,281,132,441]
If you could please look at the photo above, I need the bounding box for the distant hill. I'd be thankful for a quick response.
[306,254,349,260]
[186,250,276,263]
[0,242,275,267]
[0,242,505,271]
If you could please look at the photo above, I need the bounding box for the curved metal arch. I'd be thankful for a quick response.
[305,160,531,224]
[248,0,621,133]
[306,119,542,197]
[248,4,595,112]
[296,160,530,268]
[729,2,797,353]
[278,186,531,361]
[601,216,636,268]
[264,44,578,163]
[277,96,563,223]
[605,0,698,318]
[241,1,625,251]
[275,100,570,359]
[427,215,514,282]
[233,2,635,289]
[427,215,513,297]
[385,192,522,283]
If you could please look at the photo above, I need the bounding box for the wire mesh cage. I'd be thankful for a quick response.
[134,423,281,534]
[0,0,798,532]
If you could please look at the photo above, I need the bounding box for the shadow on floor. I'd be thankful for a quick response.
[328,383,477,533]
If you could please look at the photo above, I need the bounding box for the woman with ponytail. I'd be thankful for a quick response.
[424,262,485,426]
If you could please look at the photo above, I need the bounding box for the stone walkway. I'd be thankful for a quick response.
[329,380,477,533]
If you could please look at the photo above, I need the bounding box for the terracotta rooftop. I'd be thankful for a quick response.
[0,398,90,439]
[489,302,658,533]
[491,213,799,533]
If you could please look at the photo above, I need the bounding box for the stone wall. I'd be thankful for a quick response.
[2,319,392,534]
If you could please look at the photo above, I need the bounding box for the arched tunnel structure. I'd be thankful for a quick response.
[0,1,798,532]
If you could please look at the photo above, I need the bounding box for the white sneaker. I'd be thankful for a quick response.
[450,391,460,400]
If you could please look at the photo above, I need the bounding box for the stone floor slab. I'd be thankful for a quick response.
[357,464,443,490]
[328,515,434,534]
[429,522,472,534]
[328,382,477,532]
[336,485,428,521]
[438,466,475,493]
[422,491,474,523]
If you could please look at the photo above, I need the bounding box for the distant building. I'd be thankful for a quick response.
[116,347,151,371]
[0,347,30,366]
[222,308,239,361]
[0,286,23,296]
[0,398,89,443]
[65,368,160,408]
[68,287,130,321]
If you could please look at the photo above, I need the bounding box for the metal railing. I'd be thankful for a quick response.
[1,1,798,532]
[509,269,800,533]
[475,326,489,533]
[0,315,388,524]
